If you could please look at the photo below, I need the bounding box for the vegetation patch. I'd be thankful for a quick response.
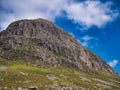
[0,59,120,89]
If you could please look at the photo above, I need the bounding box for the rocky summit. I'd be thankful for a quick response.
[0,18,118,76]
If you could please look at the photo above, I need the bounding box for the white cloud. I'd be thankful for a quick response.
[108,60,118,68]
[65,1,118,28]
[80,35,94,47]
[0,0,118,30]
[0,0,67,30]
[81,35,93,41]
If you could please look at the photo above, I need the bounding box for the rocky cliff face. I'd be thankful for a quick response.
[0,18,118,76]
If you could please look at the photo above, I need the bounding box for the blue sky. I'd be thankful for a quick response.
[0,0,120,75]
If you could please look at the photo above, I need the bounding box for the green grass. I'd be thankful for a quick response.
[0,58,120,90]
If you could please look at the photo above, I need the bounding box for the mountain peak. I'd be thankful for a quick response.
[1,18,59,37]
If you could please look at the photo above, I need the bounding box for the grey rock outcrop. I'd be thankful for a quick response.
[0,18,118,76]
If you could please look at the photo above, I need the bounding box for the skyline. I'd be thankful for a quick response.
[0,0,120,75]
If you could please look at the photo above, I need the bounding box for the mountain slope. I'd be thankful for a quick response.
[0,18,117,76]
[0,18,119,89]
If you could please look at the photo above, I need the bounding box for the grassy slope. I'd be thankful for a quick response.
[0,58,120,90]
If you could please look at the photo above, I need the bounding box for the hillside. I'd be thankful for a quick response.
[0,18,120,90]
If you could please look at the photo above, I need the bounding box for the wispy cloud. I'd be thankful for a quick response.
[108,59,118,68]
[81,35,93,41]
[0,0,118,30]
[79,35,94,47]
